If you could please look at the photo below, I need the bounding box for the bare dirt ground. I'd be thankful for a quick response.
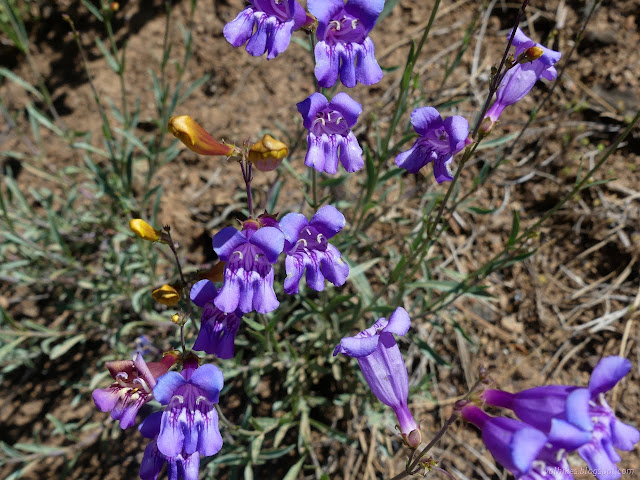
[1,0,639,479]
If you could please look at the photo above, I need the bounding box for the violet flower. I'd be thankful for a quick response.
[297,92,363,174]
[279,205,349,294]
[92,353,176,429]
[213,222,284,314]
[334,307,420,447]
[152,356,223,461]
[309,0,384,87]
[190,279,243,359]
[483,356,639,480]
[484,28,561,124]
[461,404,551,478]
[223,0,306,59]
[139,412,200,480]
[395,106,470,183]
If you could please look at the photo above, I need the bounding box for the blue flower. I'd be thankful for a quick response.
[334,308,421,447]
[484,28,561,124]
[297,92,363,174]
[190,280,243,359]
[223,0,306,59]
[213,223,284,314]
[462,404,551,478]
[309,0,384,87]
[395,107,470,183]
[279,205,349,294]
[482,356,639,480]
[139,412,200,480]
[152,357,224,460]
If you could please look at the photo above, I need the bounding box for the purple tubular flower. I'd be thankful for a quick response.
[213,225,284,314]
[92,354,174,429]
[483,356,639,480]
[462,404,550,478]
[309,0,384,87]
[523,446,575,480]
[485,28,561,123]
[139,412,200,480]
[279,205,349,294]
[153,358,224,460]
[395,107,470,183]
[190,280,243,359]
[223,0,306,59]
[334,307,420,446]
[297,92,363,174]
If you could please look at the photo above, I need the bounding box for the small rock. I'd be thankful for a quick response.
[501,314,524,334]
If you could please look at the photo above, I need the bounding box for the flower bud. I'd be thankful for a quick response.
[110,2,119,11]
[170,313,187,326]
[152,284,180,306]
[199,262,226,283]
[168,115,234,156]
[248,134,288,171]
[517,46,544,64]
[129,218,162,242]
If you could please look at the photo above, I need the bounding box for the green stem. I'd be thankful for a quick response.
[381,0,441,157]
[422,110,640,316]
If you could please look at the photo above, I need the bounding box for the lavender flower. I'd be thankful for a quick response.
[223,0,306,59]
[395,107,470,183]
[334,307,420,447]
[484,28,561,124]
[483,356,639,480]
[461,404,551,478]
[152,356,223,461]
[297,92,363,174]
[92,353,176,429]
[279,205,349,294]
[309,0,384,87]
[213,222,284,314]
[190,280,243,359]
[139,412,200,480]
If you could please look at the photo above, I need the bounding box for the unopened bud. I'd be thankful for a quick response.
[110,2,119,11]
[152,284,180,306]
[199,262,226,283]
[248,134,288,171]
[518,46,544,64]
[130,218,162,242]
[168,115,234,156]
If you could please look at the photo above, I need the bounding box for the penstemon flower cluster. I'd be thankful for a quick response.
[90,3,638,480]
[461,357,639,480]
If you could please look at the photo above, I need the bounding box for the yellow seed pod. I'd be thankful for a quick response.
[248,134,288,172]
[152,284,180,306]
[129,219,162,242]
[168,115,234,156]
